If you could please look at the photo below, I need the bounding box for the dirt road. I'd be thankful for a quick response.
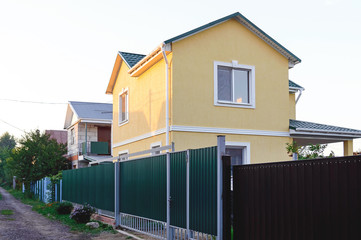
[0,187,101,240]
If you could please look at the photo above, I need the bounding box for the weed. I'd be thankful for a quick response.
[1,209,13,215]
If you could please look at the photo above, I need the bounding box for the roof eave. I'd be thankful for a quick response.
[106,53,123,95]
[164,12,301,65]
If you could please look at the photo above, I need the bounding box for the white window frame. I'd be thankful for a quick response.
[214,60,255,109]
[70,128,75,145]
[150,141,162,155]
[118,88,129,126]
[225,141,251,165]
[118,150,129,161]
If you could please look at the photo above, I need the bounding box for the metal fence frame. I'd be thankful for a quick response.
[60,136,227,240]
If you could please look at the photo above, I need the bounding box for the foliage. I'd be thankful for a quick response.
[70,204,96,223]
[0,132,16,150]
[0,132,16,185]
[10,129,69,190]
[286,141,335,160]
[56,202,73,215]
[298,144,335,160]
[1,209,14,215]
[286,141,300,156]
[7,188,114,234]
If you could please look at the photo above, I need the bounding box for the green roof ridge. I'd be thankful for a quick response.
[164,12,301,63]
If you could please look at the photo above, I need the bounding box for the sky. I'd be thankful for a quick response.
[0,0,360,155]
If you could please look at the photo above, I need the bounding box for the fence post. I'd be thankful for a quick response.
[114,161,120,226]
[166,152,172,239]
[186,150,191,238]
[60,179,62,203]
[222,155,231,240]
[217,135,226,240]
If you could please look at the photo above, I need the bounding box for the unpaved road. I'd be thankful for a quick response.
[0,187,134,240]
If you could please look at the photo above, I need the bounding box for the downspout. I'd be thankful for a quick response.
[161,44,170,149]
[295,89,303,104]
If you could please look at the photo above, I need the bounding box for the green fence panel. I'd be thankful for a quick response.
[62,164,115,212]
[120,155,167,222]
[190,146,217,235]
[170,151,187,228]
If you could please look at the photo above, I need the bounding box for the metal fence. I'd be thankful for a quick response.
[61,136,226,240]
[62,163,114,212]
[29,177,62,203]
[231,155,361,240]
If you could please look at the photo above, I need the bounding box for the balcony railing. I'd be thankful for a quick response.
[79,141,109,155]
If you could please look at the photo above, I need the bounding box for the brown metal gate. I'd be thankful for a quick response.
[228,155,361,240]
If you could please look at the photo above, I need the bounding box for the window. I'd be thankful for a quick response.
[119,90,128,125]
[214,61,255,108]
[70,128,75,145]
[226,141,251,191]
[119,150,129,161]
[150,142,162,155]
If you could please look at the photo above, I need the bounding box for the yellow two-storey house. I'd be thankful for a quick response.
[106,12,361,164]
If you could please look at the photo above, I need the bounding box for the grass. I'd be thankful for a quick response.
[1,209,13,215]
[0,192,2,200]
[6,188,116,234]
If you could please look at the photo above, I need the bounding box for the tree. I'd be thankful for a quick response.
[0,132,16,184]
[286,141,335,160]
[0,132,16,150]
[11,129,69,189]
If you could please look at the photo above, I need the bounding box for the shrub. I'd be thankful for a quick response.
[56,202,73,215]
[70,204,95,223]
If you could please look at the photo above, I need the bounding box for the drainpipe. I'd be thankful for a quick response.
[85,122,88,155]
[161,44,170,149]
[295,89,303,104]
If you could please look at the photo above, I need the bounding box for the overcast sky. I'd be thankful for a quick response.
[1,0,360,155]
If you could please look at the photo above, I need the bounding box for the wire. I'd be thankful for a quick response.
[0,119,25,133]
[0,98,66,105]
[0,99,113,105]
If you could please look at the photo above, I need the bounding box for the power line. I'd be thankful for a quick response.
[0,99,113,105]
[0,98,66,105]
[0,119,25,133]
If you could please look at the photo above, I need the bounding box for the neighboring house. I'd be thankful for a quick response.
[45,130,67,145]
[105,12,361,165]
[64,101,112,168]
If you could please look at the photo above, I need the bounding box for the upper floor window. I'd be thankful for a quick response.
[119,90,129,125]
[214,61,255,108]
[70,128,75,145]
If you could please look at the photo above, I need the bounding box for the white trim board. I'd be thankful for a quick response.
[171,125,290,137]
[113,128,166,148]
[112,126,289,149]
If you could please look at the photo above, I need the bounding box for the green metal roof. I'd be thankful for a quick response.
[118,52,146,68]
[289,80,304,90]
[290,119,361,135]
[164,12,301,64]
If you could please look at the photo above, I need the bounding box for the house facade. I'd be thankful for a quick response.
[64,101,112,168]
[106,12,361,164]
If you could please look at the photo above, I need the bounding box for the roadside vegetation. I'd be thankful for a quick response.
[6,187,115,234]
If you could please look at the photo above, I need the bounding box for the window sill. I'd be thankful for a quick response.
[214,101,255,109]
[118,120,129,127]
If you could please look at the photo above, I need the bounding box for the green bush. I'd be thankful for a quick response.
[56,202,73,215]
[70,204,95,223]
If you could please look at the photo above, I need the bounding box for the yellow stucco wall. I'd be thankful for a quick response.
[112,54,172,152]
[171,19,290,132]
[289,93,296,119]
[172,132,292,163]
[112,134,166,158]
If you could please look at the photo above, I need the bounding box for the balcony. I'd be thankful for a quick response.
[80,141,109,155]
